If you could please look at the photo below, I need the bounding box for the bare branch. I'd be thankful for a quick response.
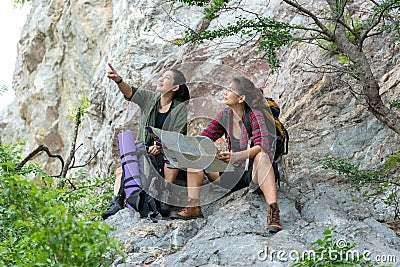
[70,149,100,169]
[360,1,399,44]
[282,0,334,39]
[60,121,80,188]
[366,30,385,38]
[368,0,380,6]
[16,145,64,177]
[75,143,83,152]
[64,179,108,195]
[66,179,77,190]
[334,0,356,36]
[336,19,358,41]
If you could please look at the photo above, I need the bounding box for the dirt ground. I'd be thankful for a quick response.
[384,220,400,236]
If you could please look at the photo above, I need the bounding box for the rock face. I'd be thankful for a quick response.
[107,187,400,266]
[1,0,399,265]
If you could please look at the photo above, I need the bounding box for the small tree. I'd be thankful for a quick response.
[0,143,123,266]
[175,0,400,134]
[16,96,99,189]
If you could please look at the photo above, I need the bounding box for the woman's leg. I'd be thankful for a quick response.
[252,152,277,204]
[171,170,219,219]
[252,152,282,233]
[158,165,180,216]
[113,166,123,195]
[186,169,206,200]
[163,165,179,183]
[102,166,125,219]
[187,170,221,200]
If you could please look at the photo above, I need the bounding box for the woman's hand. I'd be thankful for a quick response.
[107,63,133,98]
[218,151,236,163]
[107,63,122,83]
[148,143,162,155]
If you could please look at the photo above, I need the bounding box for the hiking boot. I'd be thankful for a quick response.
[267,203,282,233]
[102,195,125,220]
[159,202,171,217]
[170,199,204,220]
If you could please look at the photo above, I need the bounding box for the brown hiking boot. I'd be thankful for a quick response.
[170,199,204,220]
[267,203,282,233]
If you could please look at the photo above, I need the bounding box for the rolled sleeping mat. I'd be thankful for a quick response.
[118,131,141,210]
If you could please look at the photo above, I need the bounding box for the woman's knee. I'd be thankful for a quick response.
[116,166,123,177]
[254,151,271,165]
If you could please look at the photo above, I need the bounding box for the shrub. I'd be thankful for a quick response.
[0,143,123,266]
[319,149,400,219]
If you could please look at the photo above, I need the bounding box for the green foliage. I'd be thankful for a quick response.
[316,15,363,63]
[0,85,8,96]
[319,155,387,187]
[58,170,114,220]
[13,0,32,5]
[67,96,90,125]
[180,16,293,70]
[293,227,380,266]
[0,143,124,266]
[338,54,352,65]
[389,99,400,109]
[384,148,400,169]
[178,0,209,6]
[371,0,400,38]
[343,15,363,45]
[319,152,400,219]
[180,0,231,20]
[176,0,400,73]
[316,38,340,53]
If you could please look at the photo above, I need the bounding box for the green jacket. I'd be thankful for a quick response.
[126,86,188,145]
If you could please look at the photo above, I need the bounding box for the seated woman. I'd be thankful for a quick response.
[102,64,190,219]
[171,77,282,233]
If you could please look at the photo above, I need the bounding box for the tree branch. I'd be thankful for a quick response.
[360,0,399,44]
[330,0,359,40]
[64,179,108,196]
[16,145,64,176]
[60,118,81,188]
[282,0,334,39]
[366,30,385,38]
[70,149,100,169]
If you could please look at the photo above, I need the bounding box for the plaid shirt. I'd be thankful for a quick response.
[201,107,273,167]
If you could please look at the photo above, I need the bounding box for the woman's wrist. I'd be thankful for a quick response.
[115,76,123,84]
[233,151,248,162]
[231,151,240,162]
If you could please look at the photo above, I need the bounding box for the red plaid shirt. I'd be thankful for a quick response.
[201,107,273,167]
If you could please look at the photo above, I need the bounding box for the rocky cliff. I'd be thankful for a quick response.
[1,0,399,266]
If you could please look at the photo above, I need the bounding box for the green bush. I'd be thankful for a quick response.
[0,143,123,266]
[389,99,400,109]
[58,169,114,220]
[319,149,400,219]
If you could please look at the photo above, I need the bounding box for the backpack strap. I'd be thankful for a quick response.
[242,107,253,138]
[222,107,231,149]
[242,107,254,171]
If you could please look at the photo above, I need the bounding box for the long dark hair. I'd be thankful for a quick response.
[231,77,264,109]
[168,69,190,102]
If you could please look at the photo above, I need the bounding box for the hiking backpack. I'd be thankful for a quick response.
[118,131,160,221]
[242,98,289,187]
